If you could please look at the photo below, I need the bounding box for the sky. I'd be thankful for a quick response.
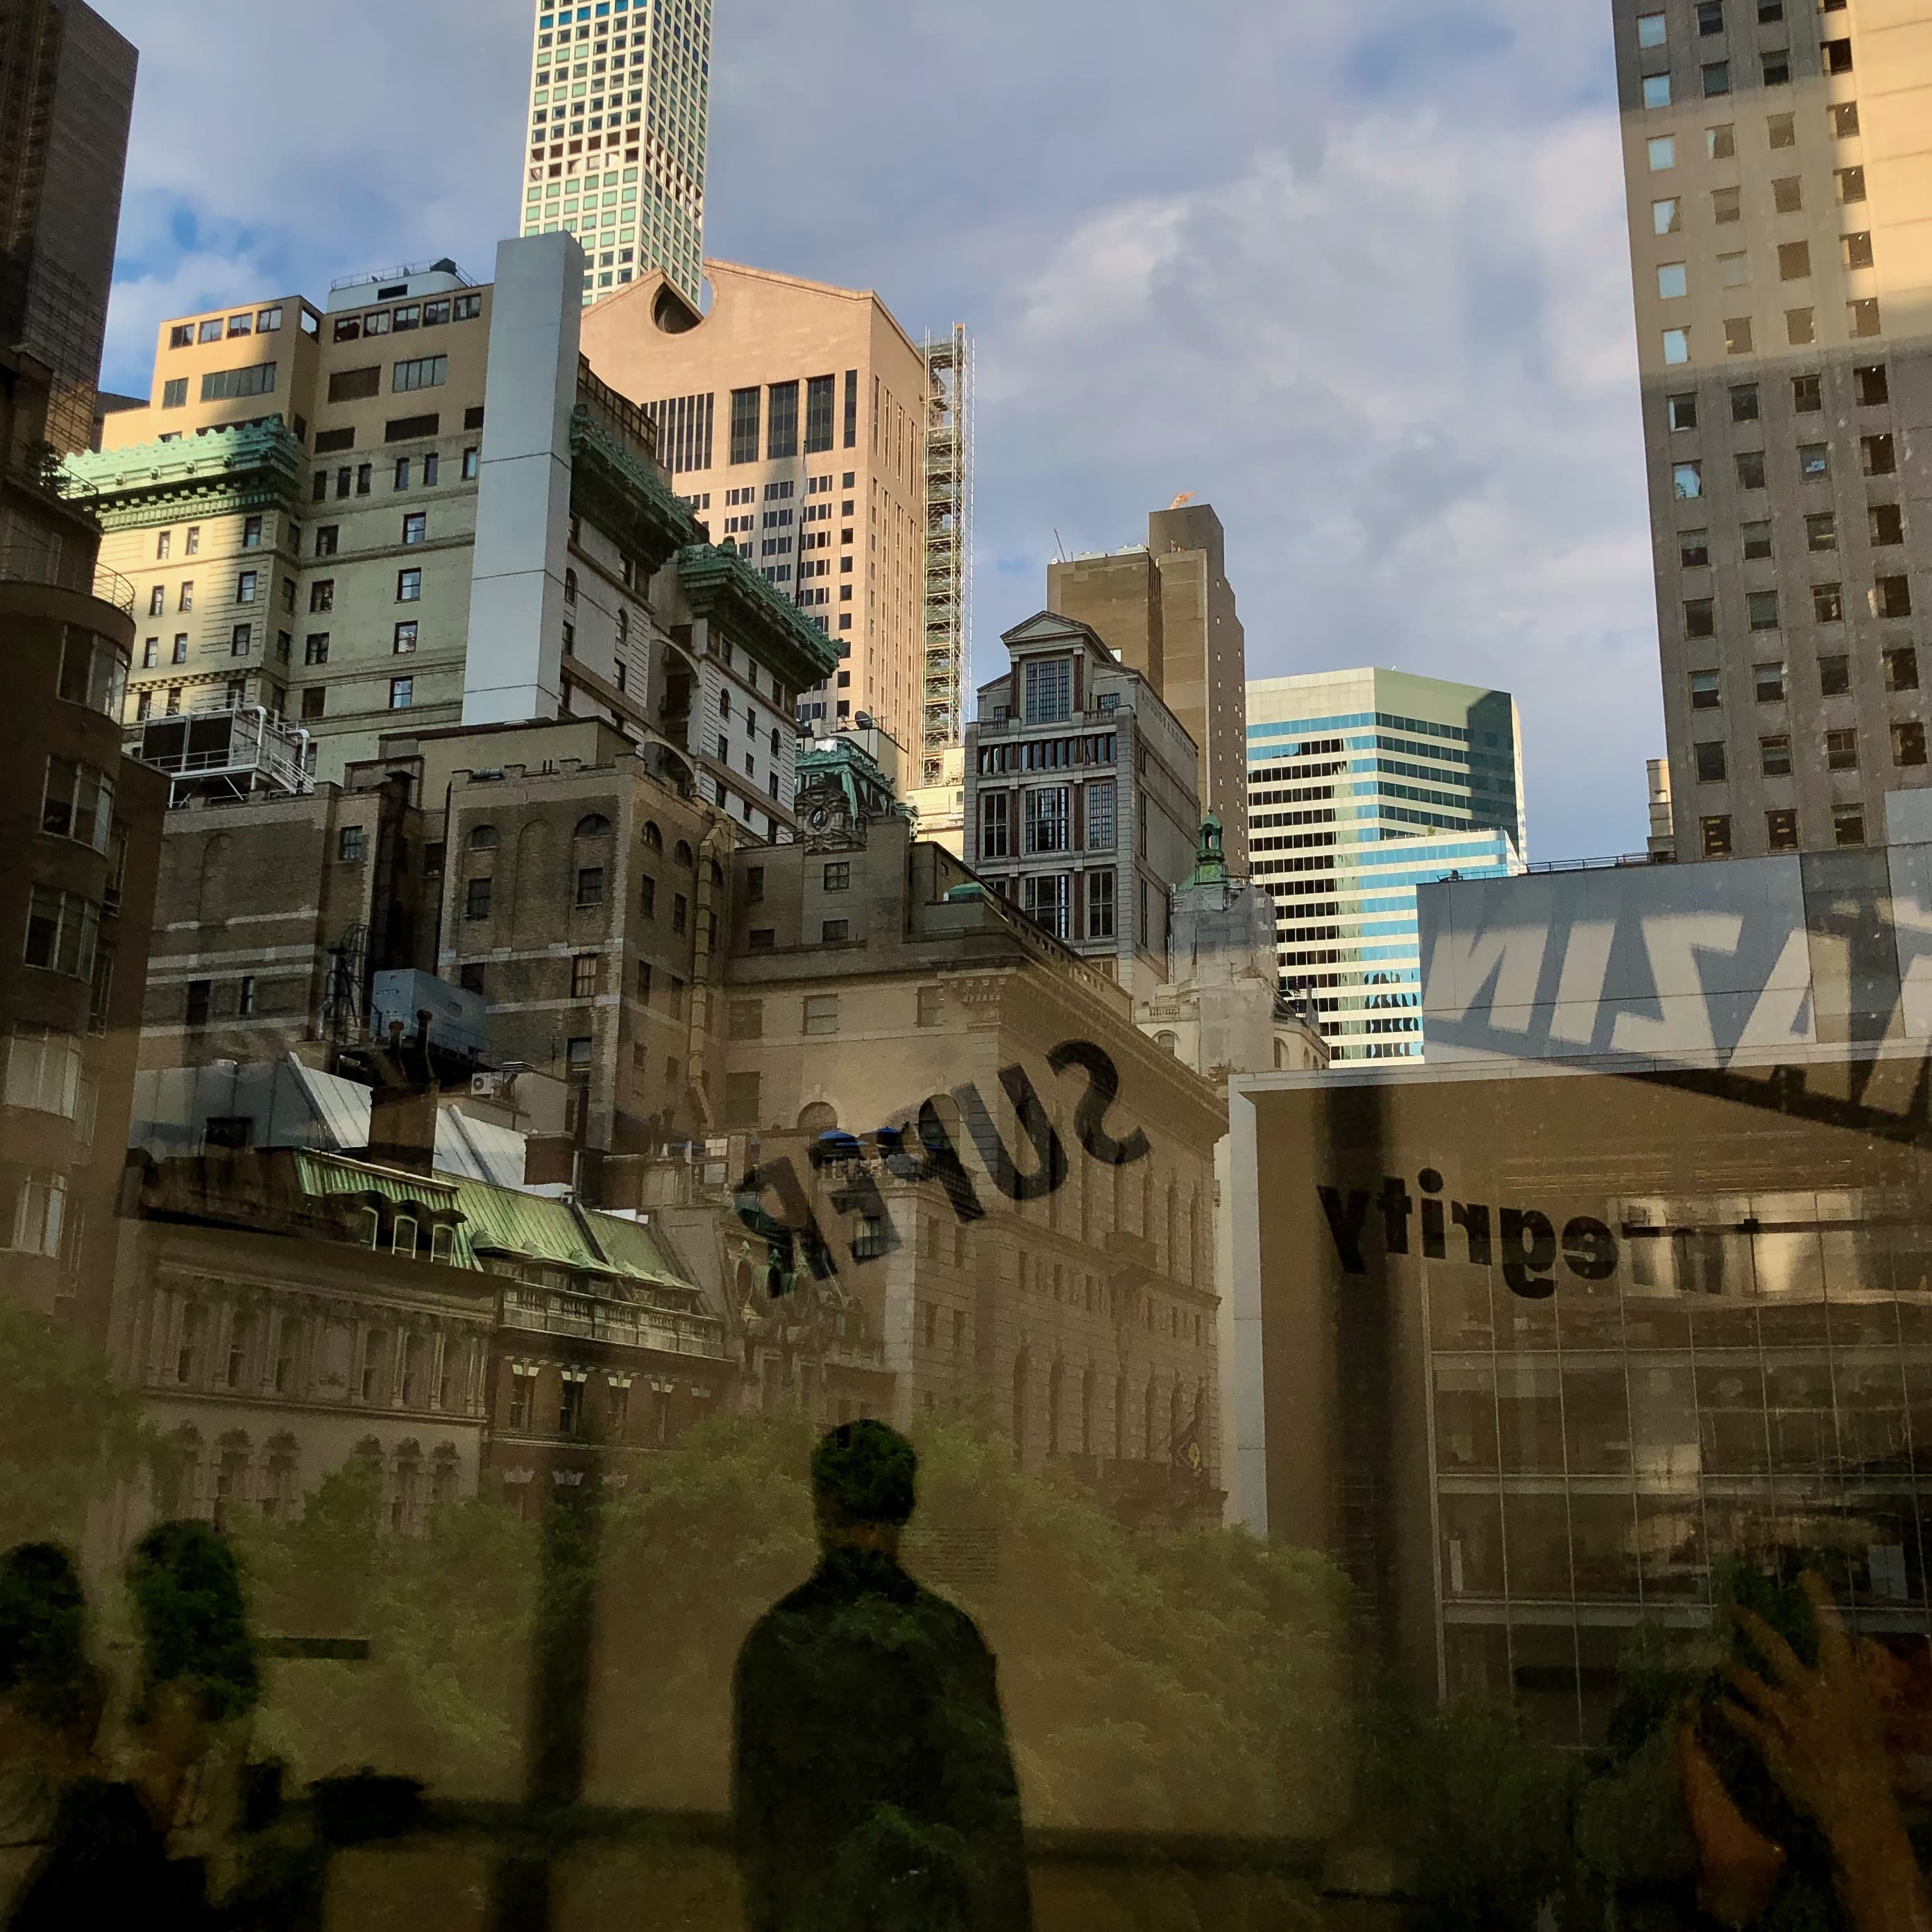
[96,0,1661,863]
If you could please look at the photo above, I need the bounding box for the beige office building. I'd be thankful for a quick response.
[516,0,711,311]
[1048,502,1250,874]
[76,262,493,770]
[1613,0,1932,862]
[581,261,932,760]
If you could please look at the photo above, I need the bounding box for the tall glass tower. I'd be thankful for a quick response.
[518,0,712,310]
[1246,668,1527,1063]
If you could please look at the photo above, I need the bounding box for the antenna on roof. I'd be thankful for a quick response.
[1052,528,1066,562]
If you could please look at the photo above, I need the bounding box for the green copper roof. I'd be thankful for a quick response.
[64,422,305,528]
[675,541,840,693]
[291,1151,478,1266]
[1182,813,1229,889]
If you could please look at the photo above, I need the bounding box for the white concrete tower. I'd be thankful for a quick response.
[517,0,712,311]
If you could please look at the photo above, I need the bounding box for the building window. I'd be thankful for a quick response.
[1023,786,1071,855]
[1766,809,1798,851]
[1666,392,1697,431]
[1747,590,1779,631]
[1894,722,1928,770]
[1680,530,1709,568]
[1838,165,1867,204]
[185,978,212,1026]
[1084,780,1116,850]
[916,985,943,1029]
[1662,328,1690,366]
[1754,662,1787,704]
[766,380,799,459]
[230,624,251,656]
[803,994,838,1036]
[311,579,334,612]
[1874,575,1913,620]
[1834,804,1865,847]
[393,621,418,654]
[1760,733,1792,776]
[1742,522,1773,561]
[1684,600,1716,640]
[1690,670,1720,710]
[981,792,1010,860]
[1672,462,1702,500]
[397,568,422,601]
[576,866,606,908]
[389,677,413,709]
[1694,740,1727,783]
[1884,647,1919,693]
[1642,72,1672,109]
[1820,655,1851,697]
[402,511,427,545]
[671,892,687,934]
[729,386,760,464]
[1022,657,1073,724]
[1827,728,1860,771]
[1871,505,1904,548]
[572,952,600,997]
[1087,870,1116,940]
[1700,815,1733,858]
[392,355,447,392]
[821,919,849,942]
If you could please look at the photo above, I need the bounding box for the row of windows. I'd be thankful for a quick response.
[329,293,481,344]
[979,783,1118,859]
[1643,100,1860,178]
[1693,720,1925,784]
[1668,364,1887,434]
[168,305,292,348]
[1650,164,1865,243]
[1672,436,1895,503]
[1700,802,1868,858]
[1682,574,1913,637]
[1676,508,1903,575]
[1661,296,1879,369]
[1688,645,1920,709]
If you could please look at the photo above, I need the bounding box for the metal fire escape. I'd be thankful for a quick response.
[920,325,972,789]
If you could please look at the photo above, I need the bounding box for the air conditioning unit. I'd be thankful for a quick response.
[471,1071,504,1099]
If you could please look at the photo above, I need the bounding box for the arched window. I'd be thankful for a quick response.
[564,568,578,604]
[797,1101,838,1134]
[393,1215,418,1257]
[617,608,629,643]
[1155,1031,1178,1056]
[770,728,781,754]
[643,821,663,851]
[674,839,694,868]
[357,1207,380,1248]
[574,813,612,838]
[430,1225,455,1264]
[709,858,723,887]
[719,689,731,716]
[466,824,498,851]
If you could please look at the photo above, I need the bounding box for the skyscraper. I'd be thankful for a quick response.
[582,261,933,757]
[1247,668,1525,1064]
[1049,502,1250,874]
[1612,0,1932,861]
[517,0,711,311]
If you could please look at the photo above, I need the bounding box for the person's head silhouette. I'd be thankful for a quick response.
[0,1541,103,1777]
[811,1420,917,1560]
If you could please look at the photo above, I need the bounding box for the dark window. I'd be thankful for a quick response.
[1835,803,1865,847]
[1777,240,1810,280]
[1792,371,1822,413]
[804,375,835,454]
[766,380,799,460]
[1813,583,1843,623]
[842,369,858,449]
[822,862,850,891]
[459,963,486,994]
[301,688,325,719]
[1667,392,1698,431]
[1872,504,1904,547]
[1729,382,1759,423]
[1863,434,1897,476]
[1679,529,1710,568]
[1844,230,1874,269]
[1766,809,1799,851]
[1806,513,1836,552]
[672,892,688,934]
[576,867,606,908]
[1827,727,1859,770]
[464,875,493,922]
[1690,670,1720,709]
[1884,647,1919,693]
[1702,60,1731,95]
[1820,655,1852,697]
[748,928,775,950]
[186,980,212,1026]
[1747,588,1779,630]
[1874,575,1913,619]
[1684,599,1716,639]
[1822,35,1852,73]
[1855,364,1888,406]
[1894,722,1927,769]
[1694,740,1727,782]
[1755,661,1786,703]
[1735,450,1765,489]
[1838,165,1866,203]
[746,865,765,903]
[729,387,760,464]
[1697,0,1723,29]
[328,365,381,403]
[338,827,364,863]
[1762,48,1789,85]
[1760,733,1792,775]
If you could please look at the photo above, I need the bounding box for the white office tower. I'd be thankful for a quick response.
[1247,668,1526,1063]
[518,0,712,310]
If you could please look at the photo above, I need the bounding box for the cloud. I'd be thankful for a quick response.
[96,0,1661,858]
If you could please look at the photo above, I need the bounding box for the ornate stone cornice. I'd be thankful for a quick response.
[672,541,840,695]
[567,403,701,575]
[64,423,306,530]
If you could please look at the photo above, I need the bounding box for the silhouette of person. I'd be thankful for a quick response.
[731,1421,1031,1932]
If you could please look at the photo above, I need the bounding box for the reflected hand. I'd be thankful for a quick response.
[1719,1573,1930,1932]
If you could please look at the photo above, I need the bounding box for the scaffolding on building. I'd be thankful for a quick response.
[920,325,973,789]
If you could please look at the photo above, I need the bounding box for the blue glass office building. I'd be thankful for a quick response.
[1246,668,1526,1062]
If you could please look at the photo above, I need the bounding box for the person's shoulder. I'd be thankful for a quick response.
[906,1581,993,1652]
